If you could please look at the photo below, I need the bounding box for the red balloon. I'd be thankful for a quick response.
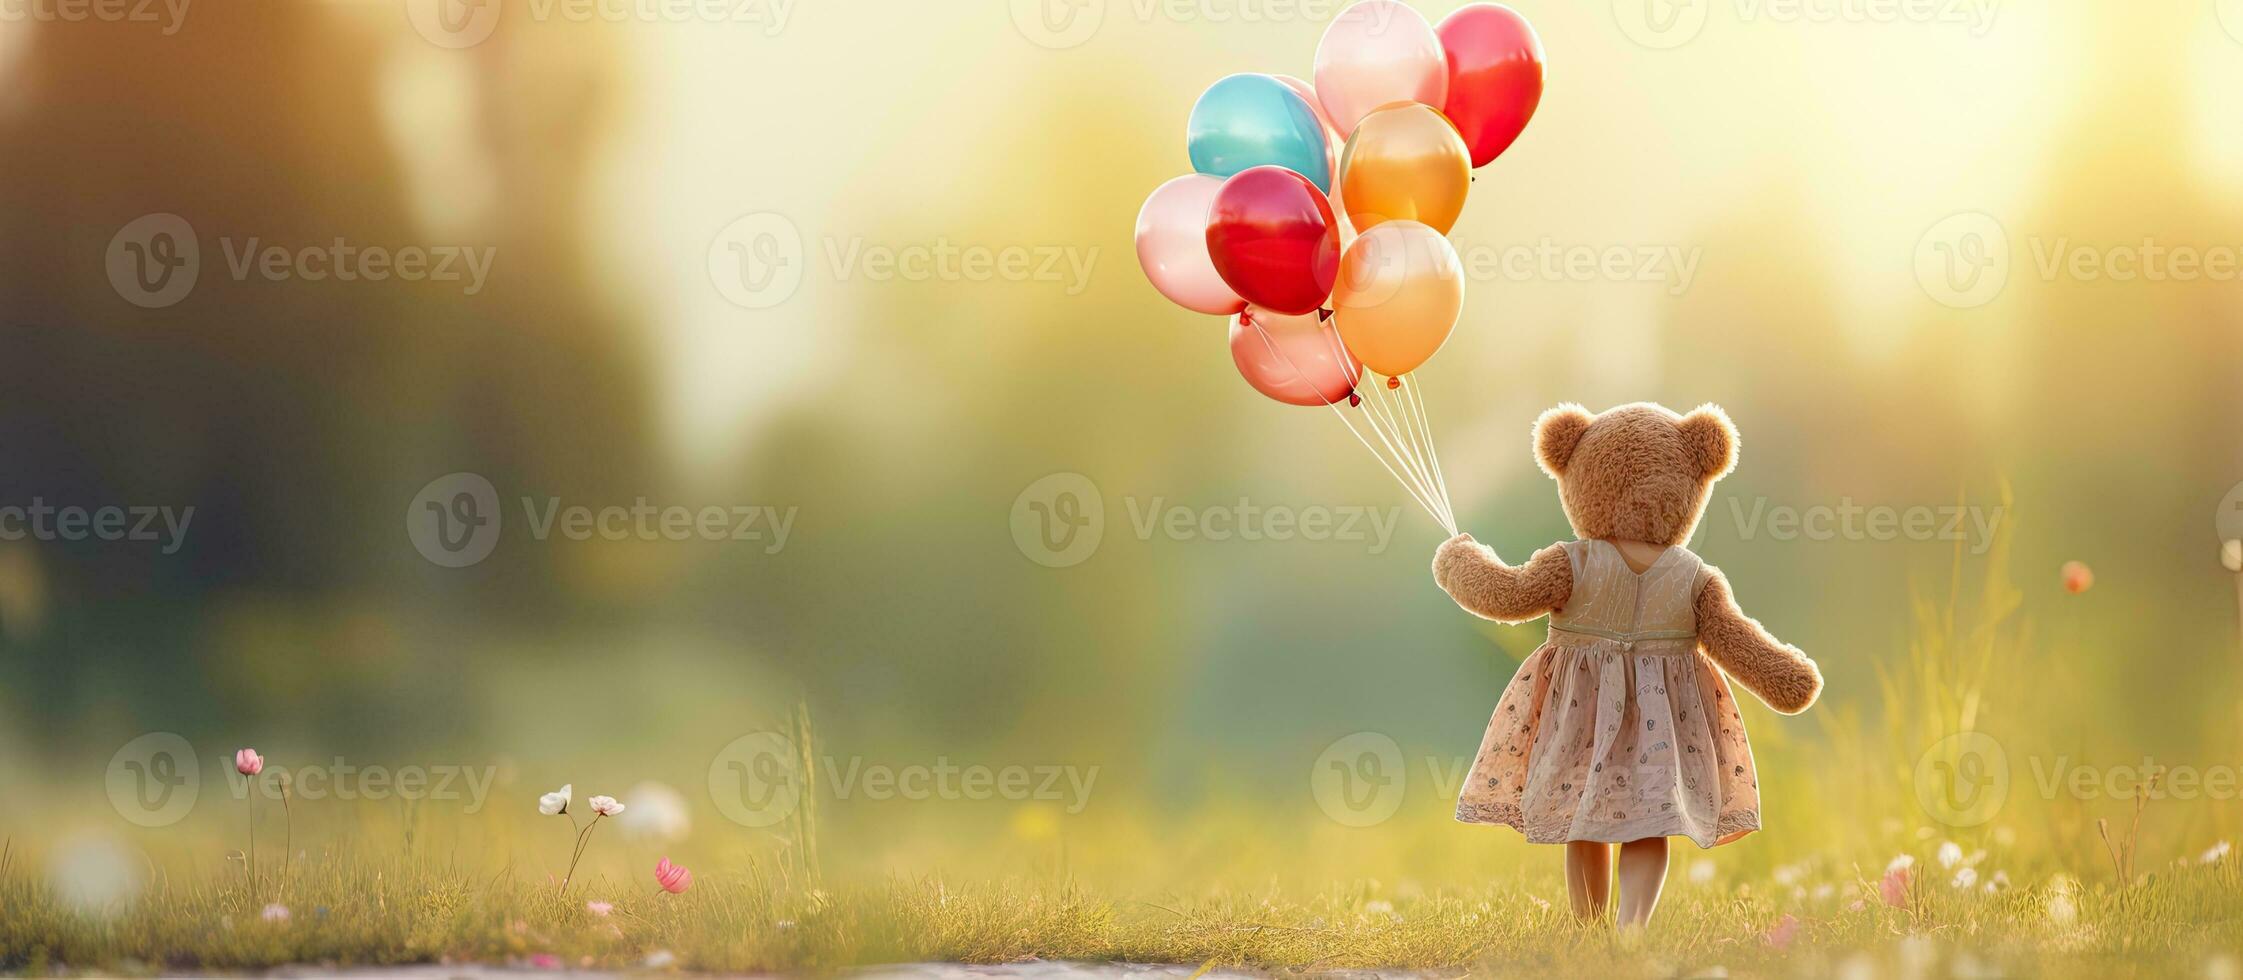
[1205,166,1341,316]
[1437,4,1544,169]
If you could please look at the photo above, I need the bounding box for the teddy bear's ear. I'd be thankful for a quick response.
[1533,404,1594,478]
[1676,403,1739,481]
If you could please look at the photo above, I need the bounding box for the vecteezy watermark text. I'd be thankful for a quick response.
[708,732,1099,827]
[1008,0,1381,50]
[1452,237,1703,296]
[106,734,498,827]
[105,214,496,309]
[228,760,498,813]
[1913,730,2243,828]
[1614,0,2001,50]
[708,212,1099,309]
[406,472,796,568]
[0,499,193,554]
[1916,211,2243,309]
[408,0,796,48]
[1727,496,2003,554]
[0,0,190,34]
[1008,472,1402,569]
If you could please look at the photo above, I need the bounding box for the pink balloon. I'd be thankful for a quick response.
[1229,306,1362,407]
[1136,175,1247,316]
[1313,0,1449,137]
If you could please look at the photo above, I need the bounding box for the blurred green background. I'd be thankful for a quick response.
[1,0,2241,890]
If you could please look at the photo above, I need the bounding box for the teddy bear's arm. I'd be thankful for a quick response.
[1430,533,1573,624]
[1694,566,1823,714]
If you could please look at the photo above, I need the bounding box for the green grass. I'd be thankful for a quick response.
[7,506,2243,976]
[4,850,2242,977]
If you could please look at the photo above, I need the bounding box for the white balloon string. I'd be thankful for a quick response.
[1247,318,1449,530]
[1366,375,1448,531]
[1359,378,1429,504]
[1342,380,1445,527]
[1392,374,1448,529]
[1404,374,1455,528]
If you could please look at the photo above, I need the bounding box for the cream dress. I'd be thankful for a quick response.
[1454,539,1761,848]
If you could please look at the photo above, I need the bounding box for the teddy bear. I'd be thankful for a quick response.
[1429,401,1820,928]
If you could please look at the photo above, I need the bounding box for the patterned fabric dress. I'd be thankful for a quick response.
[1454,539,1761,848]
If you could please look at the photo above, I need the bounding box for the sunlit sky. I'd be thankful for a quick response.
[313,2,2229,475]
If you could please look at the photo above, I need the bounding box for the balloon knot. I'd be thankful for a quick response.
[1386,376,1402,390]
[1347,391,1362,407]
[1317,308,1333,322]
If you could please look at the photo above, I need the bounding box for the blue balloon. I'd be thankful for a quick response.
[1186,74,1332,194]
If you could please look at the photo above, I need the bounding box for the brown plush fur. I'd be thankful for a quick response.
[1431,538,1573,623]
[1432,402,1820,715]
[1695,566,1822,714]
[1537,402,1733,548]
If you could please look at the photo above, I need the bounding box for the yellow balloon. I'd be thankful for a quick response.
[1332,220,1464,377]
[1338,102,1472,234]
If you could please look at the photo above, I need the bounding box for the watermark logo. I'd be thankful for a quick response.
[1006,0,1379,48]
[1920,211,2243,308]
[408,473,796,567]
[410,0,795,48]
[709,732,802,827]
[1010,472,1105,568]
[407,472,502,568]
[1915,211,2009,309]
[0,499,195,554]
[1311,731,1407,827]
[1615,0,1708,49]
[1726,497,2004,554]
[106,732,199,827]
[229,760,497,812]
[1618,0,1997,48]
[1009,473,1403,567]
[707,733,1098,827]
[2217,480,2243,551]
[0,0,192,34]
[709,212,805,309]
[1010,0,1103,48]
[408,0,503,48]
[106,213,200,309]
[105,214,496,306]
[709,211,1099,310]
[1451,237,1703,296]
[1913,731,2008,827]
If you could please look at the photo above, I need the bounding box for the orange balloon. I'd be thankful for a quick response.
[1338,103,1471,234]
[1331,220,1463,377]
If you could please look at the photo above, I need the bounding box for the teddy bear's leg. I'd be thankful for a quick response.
[1563,840,1613,921]
[1614,837,1671,929]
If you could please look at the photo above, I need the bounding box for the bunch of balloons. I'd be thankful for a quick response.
[1136,0,1543,398]
[1133,1,1544,529]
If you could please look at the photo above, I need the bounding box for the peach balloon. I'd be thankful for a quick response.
[1135,174,1246,316]
[1339,102,1472,234]
[1330,220,1463,377]
[1229,306,1362,406]
[1313,0,1449,136]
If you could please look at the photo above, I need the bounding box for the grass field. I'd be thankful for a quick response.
[7,524,2243,977]
[5,843,2242,977]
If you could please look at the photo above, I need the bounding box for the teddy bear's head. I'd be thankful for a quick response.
[1532,402,1738,547]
